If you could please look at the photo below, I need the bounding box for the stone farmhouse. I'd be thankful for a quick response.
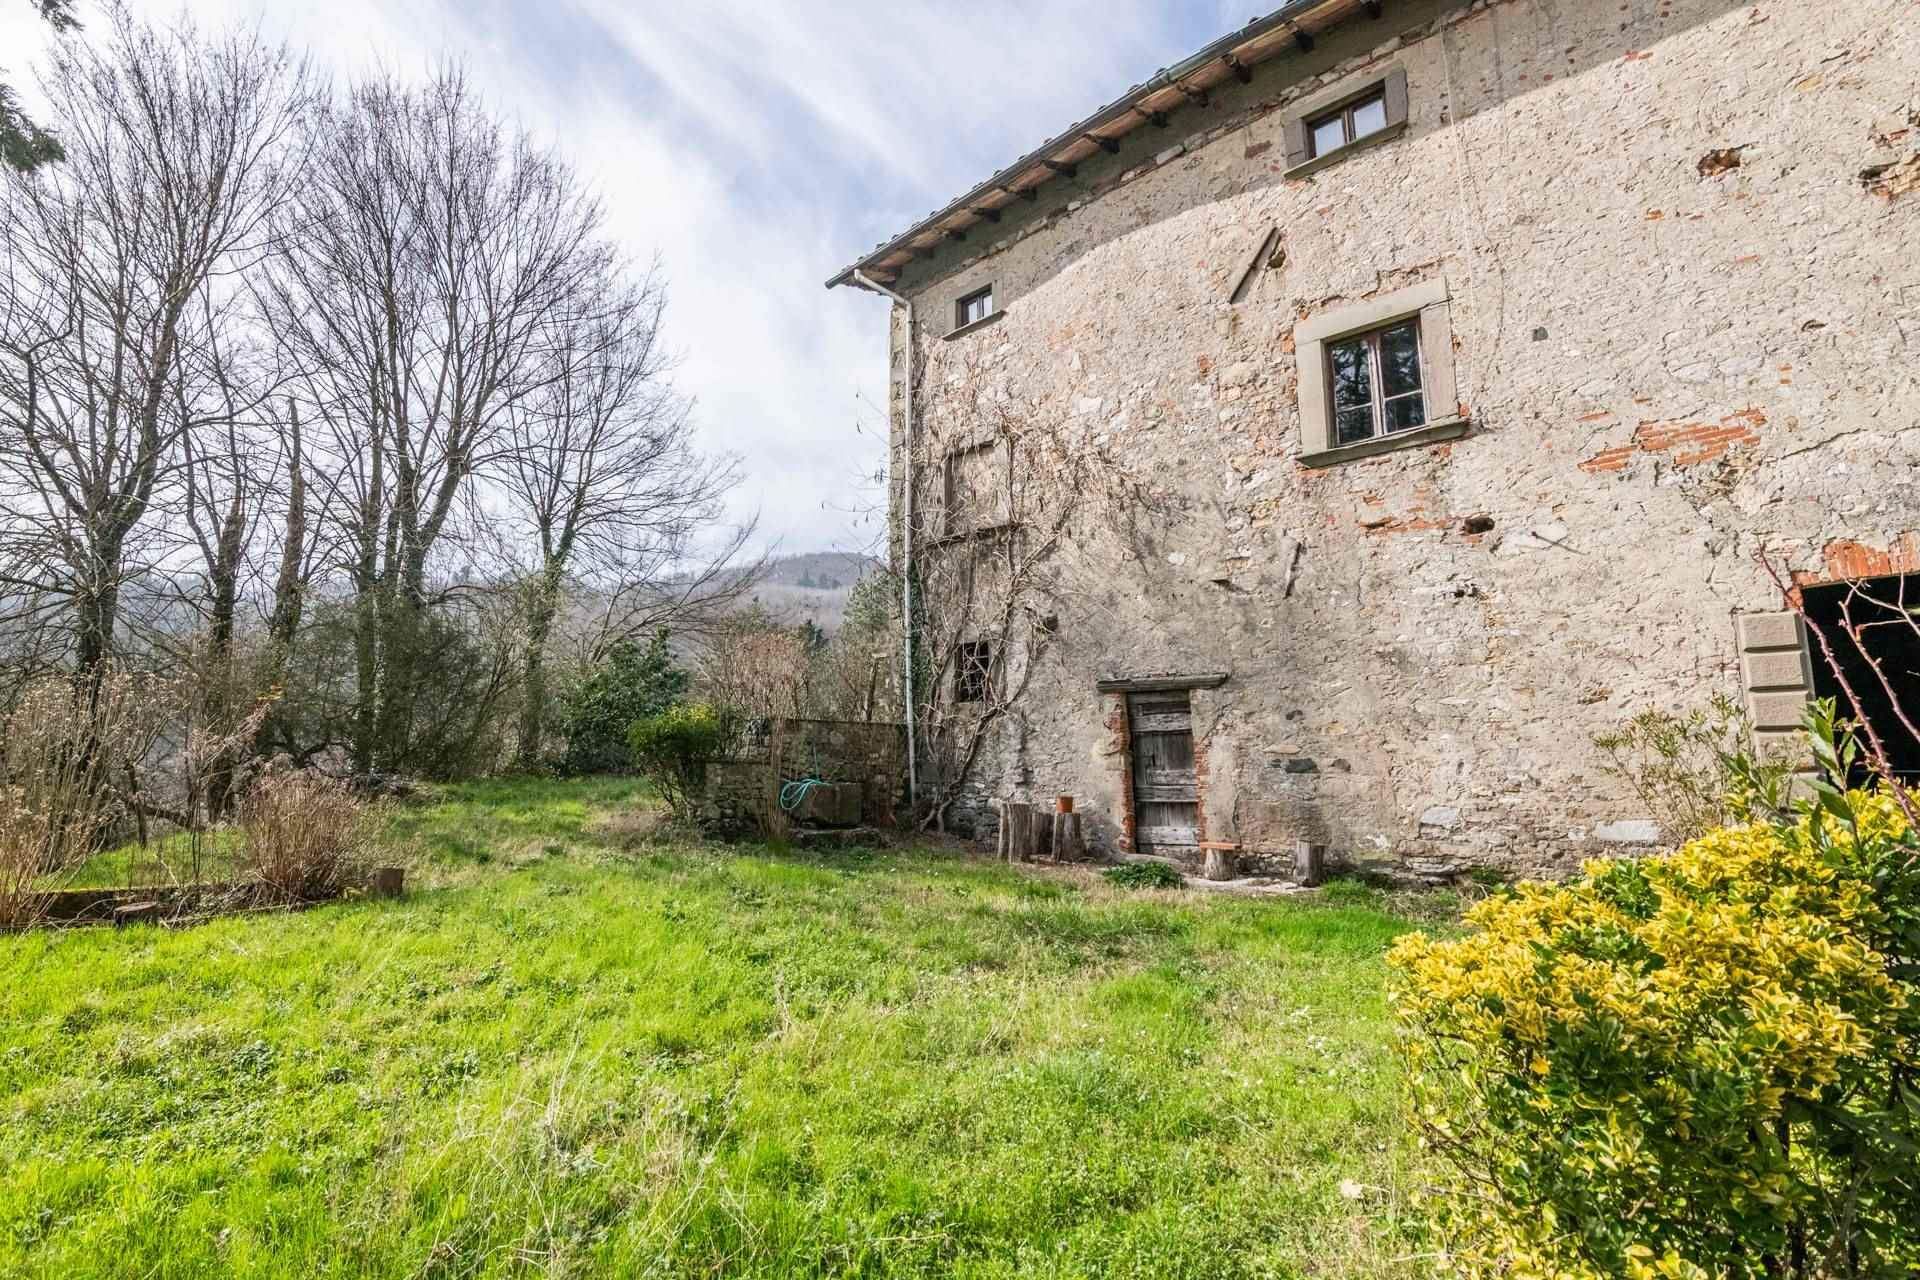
[829,0,1920,878]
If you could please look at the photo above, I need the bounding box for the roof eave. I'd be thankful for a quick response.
[827,0,1379,292]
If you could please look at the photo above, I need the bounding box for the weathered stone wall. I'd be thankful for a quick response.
[882,0,1920,876]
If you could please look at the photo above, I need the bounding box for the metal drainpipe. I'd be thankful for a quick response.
[851,269,917,811]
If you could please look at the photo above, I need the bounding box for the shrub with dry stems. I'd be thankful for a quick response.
[0,673,174,929]
[236,771,369,903]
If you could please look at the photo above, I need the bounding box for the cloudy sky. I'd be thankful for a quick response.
[1,0,1254,557]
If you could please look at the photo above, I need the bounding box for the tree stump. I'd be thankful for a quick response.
[1201,847,1237,882]
[1051,812,1084,862]
[370,866,406,899]
[1294,842,1327,887]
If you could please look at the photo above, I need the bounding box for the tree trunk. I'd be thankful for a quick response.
[515,569,562,769]
[350,574,380,774]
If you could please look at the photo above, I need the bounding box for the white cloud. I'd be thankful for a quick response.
[11,0,1243,554]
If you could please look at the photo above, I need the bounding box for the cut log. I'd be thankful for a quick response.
[1004,801,1040,862]
[1051,811,1084,862]
[113,901,159,927]
[1294,841,1327,887]
[1201,847,1237,881]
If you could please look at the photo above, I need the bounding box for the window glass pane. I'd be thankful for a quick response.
[1329,339,1372,408]
[1311,116,1347,157]
[1351,95,1388,139]
[1383,392,1427,433]
[1379,322,1423,397]
[1335,404,1375,445]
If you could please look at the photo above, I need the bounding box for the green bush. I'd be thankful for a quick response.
[556,631,688,776]
[626,702,727,818]
[1103,861,1185,890]
[1592,692,1796,846]
[1389,706,1920,1280]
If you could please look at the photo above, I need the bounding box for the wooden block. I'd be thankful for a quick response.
[1294,842,1327,887]
[1201,847,1236,881]
[370,867,405,899]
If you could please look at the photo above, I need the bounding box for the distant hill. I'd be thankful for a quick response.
[740,551,881,632]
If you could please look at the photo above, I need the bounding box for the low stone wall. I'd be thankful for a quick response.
[700,760,771,838]
[698,718,909,838]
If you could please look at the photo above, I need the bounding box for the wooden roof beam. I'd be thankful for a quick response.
[1041,159,1077,179]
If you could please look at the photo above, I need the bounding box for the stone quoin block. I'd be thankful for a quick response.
[1749,690,1814,733]
[1737,611,1807,654]
[1741,648,1812,693]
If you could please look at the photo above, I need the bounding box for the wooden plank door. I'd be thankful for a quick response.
[1128,692,1198,851]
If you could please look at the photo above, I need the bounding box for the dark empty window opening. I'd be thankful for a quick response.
[956,286,994,329]
[1308,90,1389,158]
[1802,574,1920,784]
[1327,319,1427,446]
[956,640,994,704]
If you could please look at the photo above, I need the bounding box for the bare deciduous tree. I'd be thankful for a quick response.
[0,7,307,701]
[496,263,754,766]
[263,67,606,773]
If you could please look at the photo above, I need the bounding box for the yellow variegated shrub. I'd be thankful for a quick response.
[1389,790,1920,1280]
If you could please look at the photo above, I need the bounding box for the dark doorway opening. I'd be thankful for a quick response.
[1802,574,1920,784]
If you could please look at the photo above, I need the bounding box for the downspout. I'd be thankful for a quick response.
[851,269,917,812]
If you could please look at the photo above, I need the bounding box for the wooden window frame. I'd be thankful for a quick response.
[1306,89,1389,159]
[1325,318,1427,447]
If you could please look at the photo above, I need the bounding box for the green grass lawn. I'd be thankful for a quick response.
[0,778,1432,1279]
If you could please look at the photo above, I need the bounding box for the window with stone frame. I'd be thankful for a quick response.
[955,639,994,704]
[955,285,994,330]
[1292,277,1466,467]
[1327,318,1427,446]
[1282,66,1410,177]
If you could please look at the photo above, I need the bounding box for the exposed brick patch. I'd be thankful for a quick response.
[1580,408,1765,474]
[1103,695,1137,853]
[1245,140,1272,160]
[1791,534,1920,587]
[1191,730,1211,845]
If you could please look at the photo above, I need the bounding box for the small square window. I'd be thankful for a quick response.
[956,640,994,704]
[1306,90,1389,159]
[1325,320,1426,445]
[956,286,994,330]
